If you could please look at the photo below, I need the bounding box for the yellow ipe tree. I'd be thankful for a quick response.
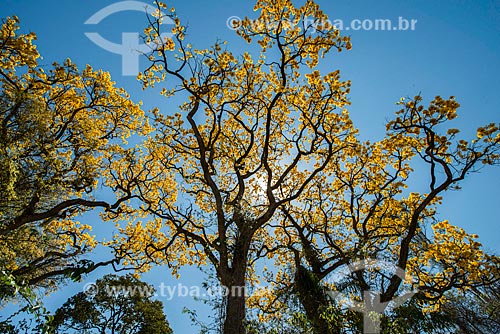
[106,0,353,333]
[100,1,500,334]
[0,16,148,302]
[259,96,500,333]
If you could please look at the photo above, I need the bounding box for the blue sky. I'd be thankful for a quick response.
[1,0,499,332]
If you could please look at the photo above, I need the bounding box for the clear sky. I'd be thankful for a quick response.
[1,0,499,332]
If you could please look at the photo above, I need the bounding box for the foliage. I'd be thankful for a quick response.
[0,15,148,305]
[107,0,354,332]
[255,95,500,333]
[0,271,54,334]
[99,1,500,333]
[52,274,172,334]
[440,279,500,333]
[2,0,500,333]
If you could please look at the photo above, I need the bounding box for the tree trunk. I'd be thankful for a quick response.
[295,265,341,334]
[221,232,251,334]
[222,272,246,334]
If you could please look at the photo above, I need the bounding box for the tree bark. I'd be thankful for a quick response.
[223,271,246,334]
[221,231,251,334]
[295,265,341,334]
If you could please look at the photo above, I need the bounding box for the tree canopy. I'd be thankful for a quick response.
[0,15,147,304]
[52,274,172,334]
[1,1,499,333]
